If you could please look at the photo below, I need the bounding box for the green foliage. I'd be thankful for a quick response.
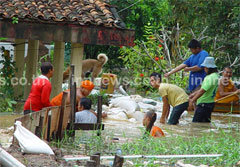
[0,47,16,97]
[88,92,110,109]
[0,95,17,112]
[110,0,170,40]
[12,17,18,24]
[0,47,17,112]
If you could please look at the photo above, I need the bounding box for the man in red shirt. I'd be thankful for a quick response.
[24,62,54,115]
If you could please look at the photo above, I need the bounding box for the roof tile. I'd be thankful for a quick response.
[0,0,126,29]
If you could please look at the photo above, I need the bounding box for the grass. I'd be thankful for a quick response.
[51,127,240,167]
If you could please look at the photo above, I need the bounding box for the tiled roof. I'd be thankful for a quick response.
[0,0,126,29]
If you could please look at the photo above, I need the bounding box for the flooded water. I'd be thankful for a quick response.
[0,113,22,148]
[0,111,239,148]
[103,111,240,139]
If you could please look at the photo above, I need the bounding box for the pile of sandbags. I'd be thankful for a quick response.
[104,95,168,122]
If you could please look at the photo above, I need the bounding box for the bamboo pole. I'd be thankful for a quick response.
[215,91,238,103]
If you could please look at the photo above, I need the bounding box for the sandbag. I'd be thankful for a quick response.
[14,121,54,155]
[138,102,155,112]
[0,147,26,167]
[128,111,145,122]
[107,111,128,121]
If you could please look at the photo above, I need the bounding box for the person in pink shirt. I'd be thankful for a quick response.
[24,62,54,115]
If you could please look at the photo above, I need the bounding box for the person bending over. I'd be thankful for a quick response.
[150,72,189,125]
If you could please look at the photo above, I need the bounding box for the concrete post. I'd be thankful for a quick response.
[23,40,39,100]
[14,39,25,99]
[70,43,84,87]
[51,42,65,98]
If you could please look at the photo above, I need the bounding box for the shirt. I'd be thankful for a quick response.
[159,83,189,107]
[75,110,97,124]
[197,73,219,105]
[184,50,209,91]
[215,78,239,103]
[24,75,52,111]
[51,89,69,106]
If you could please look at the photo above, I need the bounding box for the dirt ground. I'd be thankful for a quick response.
[4,145,77,167]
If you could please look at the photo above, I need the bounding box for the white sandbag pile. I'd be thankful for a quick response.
[105,94,168,122]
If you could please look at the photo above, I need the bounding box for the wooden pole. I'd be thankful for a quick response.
[69,65,76,137]
[90,155,100,167]
[57,91,67,139]
[86,160,96,167]
[97,96,102,136]
[215,91,238,102]
[113,155,124,167]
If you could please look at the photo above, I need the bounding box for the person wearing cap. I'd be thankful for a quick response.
[24,62,54,115]
[50,80,95,107]
[164,39,209,93]
[189,57,219,122]
[215,67,240,103]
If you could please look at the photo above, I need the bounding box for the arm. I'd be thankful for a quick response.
[160,96,170,124]
[184,65,203,72]
[189,88,206,107]
[218,80,239,97]
[164,64,187,77]
[41,83,52,107]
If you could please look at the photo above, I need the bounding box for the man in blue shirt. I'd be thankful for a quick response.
[164,39,209,93]
[75,98,97,124]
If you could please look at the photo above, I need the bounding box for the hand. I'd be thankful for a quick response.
[184,67,190,72]
[160,117,166,124]
[164,72,170,78]
[188,99,195,111]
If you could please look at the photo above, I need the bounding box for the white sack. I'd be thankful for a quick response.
[14,121,54,155]
[128,111,145,122]
[112,100,139,116]
[0,147,26,167]
[138,102,155,112]
[107,111,128,121]
[110,96,131,105]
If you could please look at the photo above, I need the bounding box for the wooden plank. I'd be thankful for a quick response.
[50,108,60,139]
[69,65,76,137]
[47,114,51,141]
[97,96,103,136]
[86,160,96,167]
[73,123,104,130]
[90,155,100,167]
[57,91,67,139]
[113,155,124,167]
[0,20,135,46]
[35,116,43,138]
[213,103,240,114]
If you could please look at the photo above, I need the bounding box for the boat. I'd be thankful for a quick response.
[213,103,240,114]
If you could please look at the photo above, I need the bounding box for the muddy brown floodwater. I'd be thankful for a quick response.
[103,112,240,139]
[0,111,240,166]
